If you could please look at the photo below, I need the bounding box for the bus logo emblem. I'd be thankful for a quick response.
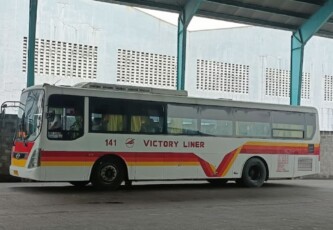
[126,138,135,148]
[15,153,21,160]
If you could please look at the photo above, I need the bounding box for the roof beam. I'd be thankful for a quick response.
[207,0,311,19]
[177,0,203,90]
[293,0,325,6]
[290,0,333,105]
[196,9,333,38]
[207,0,333,24]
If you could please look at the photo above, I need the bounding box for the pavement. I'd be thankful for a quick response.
[0,179,332,230]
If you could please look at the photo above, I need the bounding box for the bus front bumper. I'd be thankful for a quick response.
[9,166,43,181]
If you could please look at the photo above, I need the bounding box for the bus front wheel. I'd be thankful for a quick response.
[91,158,125,190]
[240,158,267,188]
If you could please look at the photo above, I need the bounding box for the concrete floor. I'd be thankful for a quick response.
[0,180,332,230]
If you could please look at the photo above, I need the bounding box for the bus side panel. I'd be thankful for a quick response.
[267,154,295,178]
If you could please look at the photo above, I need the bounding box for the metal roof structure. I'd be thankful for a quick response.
[93,0,333,105]
[26,0,333,105]
[95,0,333,38]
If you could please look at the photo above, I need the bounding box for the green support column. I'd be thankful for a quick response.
[27,0,38,87]
[290,0,333,105]
[177,0,203,90]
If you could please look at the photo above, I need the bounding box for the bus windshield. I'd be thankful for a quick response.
[16,89,44,142]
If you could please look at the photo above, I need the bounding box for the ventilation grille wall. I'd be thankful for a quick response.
[22,37,98,79]
[265,68,310,99]
[324,75,333,101]
[196,59,249,93]
[116,49,177,88]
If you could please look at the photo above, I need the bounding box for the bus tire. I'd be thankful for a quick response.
[241,158,266,188]
[91,158,124,190]
[207,179,228,186]
[69,181,90,187]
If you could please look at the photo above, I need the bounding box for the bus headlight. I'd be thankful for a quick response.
[28,149,41,168]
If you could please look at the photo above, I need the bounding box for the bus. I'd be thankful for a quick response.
[9,82,320,189]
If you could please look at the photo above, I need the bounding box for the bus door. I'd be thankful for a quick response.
[43,95,86,181]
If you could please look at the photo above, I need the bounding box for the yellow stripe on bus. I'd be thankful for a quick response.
[12,159,27,167]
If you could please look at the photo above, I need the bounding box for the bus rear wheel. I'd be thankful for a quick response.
[240,158,266,188]
[91,158,124,190]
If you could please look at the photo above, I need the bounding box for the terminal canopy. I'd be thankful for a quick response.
[95,0,333,38]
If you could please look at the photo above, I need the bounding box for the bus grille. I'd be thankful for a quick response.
[298,158,313,171]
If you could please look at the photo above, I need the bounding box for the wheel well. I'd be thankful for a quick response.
[244,156,269,181]
[90,154,129,181]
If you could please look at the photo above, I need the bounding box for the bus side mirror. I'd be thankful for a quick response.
[46,111,55,121]
[1,103,7,115]
[1,103,7,121]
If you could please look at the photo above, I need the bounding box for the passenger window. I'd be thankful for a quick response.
[89,97,164,134]
[89,98,127,133]
[47,95,84,140]
[128,102,164,134]
[168,118,183,134]
[271,111,305,139]
[167,104,199,135]
[234,109,271,138]
[200,106,233,136]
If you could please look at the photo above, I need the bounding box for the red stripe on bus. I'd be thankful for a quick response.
[215,150,237,176]
[198,160,215,177]
[13,141,34,153]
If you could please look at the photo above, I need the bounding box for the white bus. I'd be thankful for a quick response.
[9,82,320,189]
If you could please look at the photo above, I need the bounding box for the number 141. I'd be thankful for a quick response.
[105,139,117,146]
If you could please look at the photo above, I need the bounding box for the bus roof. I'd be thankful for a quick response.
[25,82,317,113]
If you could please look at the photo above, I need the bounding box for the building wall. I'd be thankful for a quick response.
[0,0,29,104]
[0,0,178,95]
[2,1,333,130]
[317,132,333,178]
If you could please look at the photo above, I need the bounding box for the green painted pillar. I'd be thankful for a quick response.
[177,0,203,90]
[290,32,304,106]
[290,0,333,105]
[27,0,38,87]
